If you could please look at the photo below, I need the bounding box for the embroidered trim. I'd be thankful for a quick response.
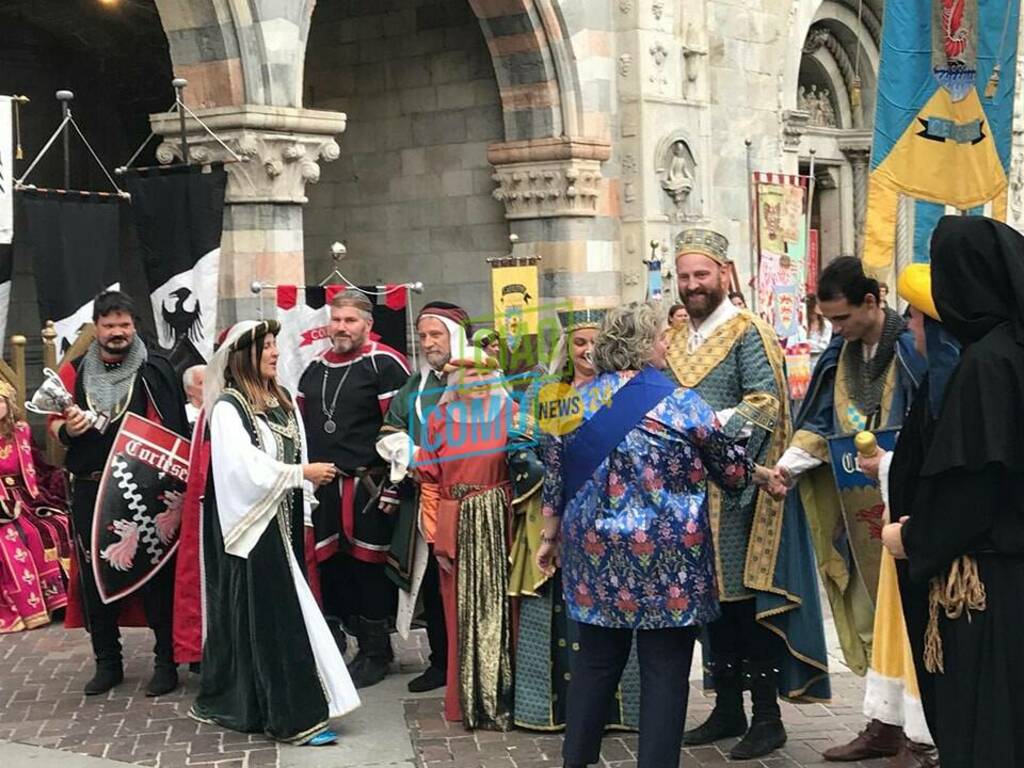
[666,314,750,387]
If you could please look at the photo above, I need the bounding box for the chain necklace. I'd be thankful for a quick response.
[320,362,353,435]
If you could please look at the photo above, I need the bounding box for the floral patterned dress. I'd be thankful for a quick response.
[0,423,72,632]
[542,371,751,630]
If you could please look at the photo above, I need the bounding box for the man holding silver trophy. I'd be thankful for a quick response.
[42,291,188,697]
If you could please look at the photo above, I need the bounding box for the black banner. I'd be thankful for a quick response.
[124,165,226,359]
[20,190,123,353]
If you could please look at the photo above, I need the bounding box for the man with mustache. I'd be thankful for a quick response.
[377,302,471,694]
[298,289,410,689]
[50,290,188,697]
[665,229,830,760]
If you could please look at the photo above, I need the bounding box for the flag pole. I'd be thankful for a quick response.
[173,78,191,165]
[56,90,73,190]
[745,138,757,314]
[807,148,817,297]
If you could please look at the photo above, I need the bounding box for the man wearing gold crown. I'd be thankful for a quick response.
[772,256,933,763]
[666,228,830,760]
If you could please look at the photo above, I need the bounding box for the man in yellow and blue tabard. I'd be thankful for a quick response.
[666,228,830,761]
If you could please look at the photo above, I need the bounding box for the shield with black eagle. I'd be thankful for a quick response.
[91,414,191,604]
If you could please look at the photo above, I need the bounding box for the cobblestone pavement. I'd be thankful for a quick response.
[0,623,888,768]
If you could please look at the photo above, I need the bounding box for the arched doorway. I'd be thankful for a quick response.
[142,0,613,325]
[790,0,880,267]
[302,0,510,316]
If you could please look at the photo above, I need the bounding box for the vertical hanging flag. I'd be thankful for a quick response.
[123,165,227,361]
[0,97,14,350]
[753,172,810,335]
[20,191,122,354]
[491,263,539,351]
[275,285,409,394]
[863,0,1021,273]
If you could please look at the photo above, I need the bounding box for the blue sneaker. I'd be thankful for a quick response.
[306,730,338,746]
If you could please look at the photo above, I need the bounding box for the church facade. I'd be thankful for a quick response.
[6,0,1024,327]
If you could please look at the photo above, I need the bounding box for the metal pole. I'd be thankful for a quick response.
[56,90,73,189]
[745,138,757,314]
[807,149,817,293]
[173,78,190,165]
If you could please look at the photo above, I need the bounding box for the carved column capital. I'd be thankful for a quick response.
[150,105,347,204]
[839,135,873,166]
[486,137,611,220]
[782,110,811,152]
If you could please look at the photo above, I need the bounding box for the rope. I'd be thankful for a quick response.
[14,113,70,188]
[178,100,244,162]
[924,555,987,673]
[119,99,176,171]
[69,118,127,196]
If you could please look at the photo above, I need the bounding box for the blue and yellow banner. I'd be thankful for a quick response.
[863,0,1020,272]
[826,428,900,606]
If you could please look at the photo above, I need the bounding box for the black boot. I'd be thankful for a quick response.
[407,665,446,693]
[346,616,369,678]
[84,664,124,696]
[683,655,748,745]
[146,664,179,697]
[146,625,179,697]
[729,661,786,760]
[85,620,123,695]
[350,617,394,689]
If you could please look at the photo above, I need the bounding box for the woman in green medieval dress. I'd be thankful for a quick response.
[189,320,360,745]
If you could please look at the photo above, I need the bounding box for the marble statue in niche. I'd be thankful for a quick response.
[659,140,697,220]
[799,84,838,128]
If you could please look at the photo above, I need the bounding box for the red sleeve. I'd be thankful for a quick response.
[414,410,444,485]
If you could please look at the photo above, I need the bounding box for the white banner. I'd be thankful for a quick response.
[150,246,219,360]
[0,96,12,246]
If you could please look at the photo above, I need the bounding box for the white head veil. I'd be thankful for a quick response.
[202,320,268,414]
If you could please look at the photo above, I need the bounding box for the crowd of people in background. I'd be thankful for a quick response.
[4,216,1022,768]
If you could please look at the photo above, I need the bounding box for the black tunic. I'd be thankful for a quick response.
[298,343,409,562]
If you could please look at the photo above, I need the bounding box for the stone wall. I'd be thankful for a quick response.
[303,0,509,319]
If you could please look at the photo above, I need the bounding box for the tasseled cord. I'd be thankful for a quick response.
[924,555,987,673]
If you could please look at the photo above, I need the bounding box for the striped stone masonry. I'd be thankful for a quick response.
[150,104,347,325]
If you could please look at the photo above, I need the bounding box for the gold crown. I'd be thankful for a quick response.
[675,228,730,265]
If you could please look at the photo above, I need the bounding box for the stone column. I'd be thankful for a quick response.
[150,105,347,327]
[488,137,617,308]
[840,139,871,259]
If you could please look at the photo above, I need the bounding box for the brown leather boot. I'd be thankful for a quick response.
[822,719,904,761]
[888,739,940,768]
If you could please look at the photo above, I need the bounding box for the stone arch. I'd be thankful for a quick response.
[148,0,615,323]
[782,0,880,118]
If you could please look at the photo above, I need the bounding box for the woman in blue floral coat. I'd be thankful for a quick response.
[535,303,776,768]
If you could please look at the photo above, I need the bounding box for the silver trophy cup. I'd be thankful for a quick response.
[25,368,98,427]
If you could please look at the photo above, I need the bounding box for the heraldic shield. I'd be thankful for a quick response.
[825,427,900,610]
[91,414,190,604]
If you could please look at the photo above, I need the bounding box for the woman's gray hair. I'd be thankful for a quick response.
[593,303,664,373]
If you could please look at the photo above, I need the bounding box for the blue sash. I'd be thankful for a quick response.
[562,366,676,508]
